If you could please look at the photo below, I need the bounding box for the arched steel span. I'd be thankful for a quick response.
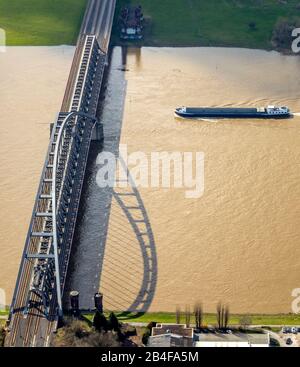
[5,0,116,347]
[52,111,99,316]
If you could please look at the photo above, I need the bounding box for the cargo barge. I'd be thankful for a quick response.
[175,106,291,119]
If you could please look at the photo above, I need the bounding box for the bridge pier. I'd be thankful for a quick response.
[91,121,103,141]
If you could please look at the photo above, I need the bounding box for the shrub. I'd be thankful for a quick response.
[142,328,151,346]
[52,319,120,347]
[73,331,120,347]
[239,315,252,330]
[272,17,300,50]
[108,312,121,332]
[248,22,256,31]
[142,321,156,346]
[93,311,108,332]
[146,321,157,330]
[270,337,280,347]
[0,327,5,347]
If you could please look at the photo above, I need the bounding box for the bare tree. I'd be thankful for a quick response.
[194,302,203,330]
[224,305,230,330]
[272,17,300,50]
[217,302,230,329]
[222,304,225,329]
[185,305,191,327]
[216,302,222,329]
[176,306,181,324]
[239,315,252,331]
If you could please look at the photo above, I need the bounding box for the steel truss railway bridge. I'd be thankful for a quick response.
[5,0,116,347]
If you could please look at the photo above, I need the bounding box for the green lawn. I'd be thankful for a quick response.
[0,309,9,318]
[0,0,299,48]
[0,0,87,45]
[84,312,300,326]
[116,0,300,49]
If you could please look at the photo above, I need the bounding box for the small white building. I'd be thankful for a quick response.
[194,333,270,348]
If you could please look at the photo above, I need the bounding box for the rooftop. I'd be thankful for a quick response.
[195,332,270,347]
[152,323,194,338]
[148,334,194,347]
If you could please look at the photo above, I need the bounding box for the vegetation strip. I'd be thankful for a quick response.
[0,0,299,50]
[82,312,300,326]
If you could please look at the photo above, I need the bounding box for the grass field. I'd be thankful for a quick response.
[0,0,87,45]
[0,0,298,48]
[2,308,299,326]
[84,312,300,326]
[116,312,300,326]
[0,309,9,318]
[115,0,300,49]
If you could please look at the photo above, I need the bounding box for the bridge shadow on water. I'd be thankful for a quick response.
[106,156,157,315]
[64,47,157,315]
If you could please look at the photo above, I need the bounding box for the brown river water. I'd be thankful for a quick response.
[1,46,300,314]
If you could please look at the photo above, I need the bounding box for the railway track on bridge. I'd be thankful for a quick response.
[5,0,117,347]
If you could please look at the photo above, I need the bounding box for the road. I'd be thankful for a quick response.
[5,0,116,347]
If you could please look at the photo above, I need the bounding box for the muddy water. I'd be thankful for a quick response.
[1,46,300,314]
[97,47,300,314]
[0,46,74,303]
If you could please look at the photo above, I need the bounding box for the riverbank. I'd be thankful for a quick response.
[84,312,300,327]
[0,0,298,50]
[0,0,86,45]
[4,307,299,327]
[113,0,299,50]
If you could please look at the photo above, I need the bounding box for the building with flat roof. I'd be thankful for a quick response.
[194,333,270,348]
[147,323,270,348]
[148,334,194,347]
[148,324,194,347]
[152,324,194,338]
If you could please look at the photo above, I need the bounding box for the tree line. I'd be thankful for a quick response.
[176,302,253,331]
